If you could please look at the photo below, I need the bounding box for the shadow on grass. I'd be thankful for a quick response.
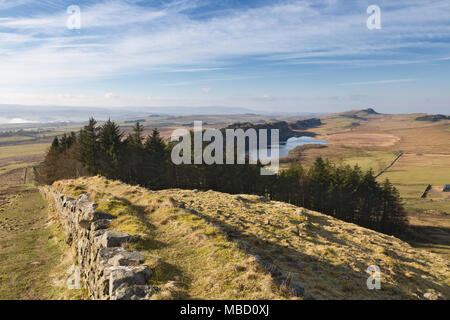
[190,207,450,299]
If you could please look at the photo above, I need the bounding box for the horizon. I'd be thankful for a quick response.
[1,0,449,114]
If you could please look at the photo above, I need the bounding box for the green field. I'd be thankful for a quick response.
[0,143,49,160]
[341,151,399,173]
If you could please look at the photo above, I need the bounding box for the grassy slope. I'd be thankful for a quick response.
[53,176,449,300]
[0,184,79,299]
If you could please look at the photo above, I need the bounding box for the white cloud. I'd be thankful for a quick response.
[104,92,120,99]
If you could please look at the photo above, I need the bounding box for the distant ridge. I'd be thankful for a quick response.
[363,107,379,115]
[0,104,326,127]
[416,114,450,122]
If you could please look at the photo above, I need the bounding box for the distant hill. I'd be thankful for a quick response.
[416,114,450,122]
[289,118,322,130]
[225,118,319,145]
[336,108,381,119]
[0,105,264,125]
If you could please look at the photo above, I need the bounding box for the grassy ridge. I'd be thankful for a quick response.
[53,176,449,300]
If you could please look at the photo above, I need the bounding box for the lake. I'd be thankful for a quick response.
[248,136,328,162]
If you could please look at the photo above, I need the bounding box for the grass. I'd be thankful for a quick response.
[55,177,287,300]
[0,161,40,176]
[378,153,450,218]
[340,151,399,173]
[0,142,49,160]
[52,176,450,300]
[0,185,81,299]
[0,136,35,143]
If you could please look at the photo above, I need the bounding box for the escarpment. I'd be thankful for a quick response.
[40,186,156,300]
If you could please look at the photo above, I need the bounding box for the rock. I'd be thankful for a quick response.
[96,230,136,248]
[423,292,444,300]
[109,250,145,267]
[92,211,116,221]
[110,283,157,300]
[98,247,145,266]
[91,219,112,231]
[107,265,153,297]
[294,209,308,216]
[289,284,305,297]
[233,195,243,201]
[79,211,116,227]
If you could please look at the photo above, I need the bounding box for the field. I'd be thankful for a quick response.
[284,110,450,258]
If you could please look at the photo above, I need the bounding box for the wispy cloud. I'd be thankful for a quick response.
[0,0,449,112]
[339,78,418,86]
[0,0,449,87]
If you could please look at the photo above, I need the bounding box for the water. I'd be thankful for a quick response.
[248,136,328,162]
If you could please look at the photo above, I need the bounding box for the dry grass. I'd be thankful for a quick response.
[0,185,81,299]
[325,133,400,148]
[54,177,288,300]
[0,143,49,160]
[52,176,449,300]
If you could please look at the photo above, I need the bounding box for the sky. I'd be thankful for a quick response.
[0,0,449,114]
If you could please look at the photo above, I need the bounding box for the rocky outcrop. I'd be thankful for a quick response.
[289,118,322,130]
[416,114,450,122]
[224,120,318,147]
[40,186,156,300]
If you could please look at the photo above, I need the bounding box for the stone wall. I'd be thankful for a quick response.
[40,186,156,300]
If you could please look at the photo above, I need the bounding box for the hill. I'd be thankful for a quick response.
[416,114,450,122]
[49,176,449,300]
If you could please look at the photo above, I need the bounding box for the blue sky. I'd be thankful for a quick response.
[0,0,449,113]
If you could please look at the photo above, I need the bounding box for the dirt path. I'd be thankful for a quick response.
[0,185,74,299]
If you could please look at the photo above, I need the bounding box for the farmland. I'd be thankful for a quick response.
[285,109,450,258]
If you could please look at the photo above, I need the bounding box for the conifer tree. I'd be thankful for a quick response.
[79,118,99,174]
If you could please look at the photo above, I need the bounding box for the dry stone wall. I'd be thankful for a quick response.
[41,186,156,300]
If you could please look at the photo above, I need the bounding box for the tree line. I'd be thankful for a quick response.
[37,118,408,236]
